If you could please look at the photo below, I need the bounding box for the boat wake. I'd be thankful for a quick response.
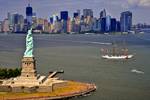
[54,40,112,45]
[131,69,144,74]
[79,41,112,45]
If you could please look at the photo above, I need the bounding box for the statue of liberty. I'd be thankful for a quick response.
[24,28,34,57]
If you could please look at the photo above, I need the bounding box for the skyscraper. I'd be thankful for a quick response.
[73,12,79,18]
[13,14,24,32]
[7,12,14,26]
[111,18,117,32]
[100,17,106,32]
[120,11,132,32]
[60,11,68,21]
[106,15,111,32]
[67,17,72,33]
[77,9,81,17]
[0,21,2,32]
[2,19,10,32]
[83,9,93,18]
[116,21,121,32]
[60,11,68,33]
[7,12,15,31]
[26,3,33,26]
[100,9,106,19]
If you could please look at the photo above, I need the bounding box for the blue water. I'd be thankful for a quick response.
[0,33,150,100]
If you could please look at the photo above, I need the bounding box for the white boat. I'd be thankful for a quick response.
[101,44,134,60]
[102,54,133,59]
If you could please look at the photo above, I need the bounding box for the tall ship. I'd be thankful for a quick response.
[101,44,134,60]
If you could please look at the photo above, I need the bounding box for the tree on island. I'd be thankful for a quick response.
[0,68,21,79]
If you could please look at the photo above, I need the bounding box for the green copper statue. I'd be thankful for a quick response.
[24,28,34,57]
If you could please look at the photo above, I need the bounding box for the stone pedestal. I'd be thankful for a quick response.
[21,57,37,77]
[13,57,40,86]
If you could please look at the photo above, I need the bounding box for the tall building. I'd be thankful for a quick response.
[7,12,15,32]
[83,9,93,17]
[51,14,59,24]
[77,9,81,17]
[92,18,101,32]
[0,21,2,32]
[100,17,106,32]
[67,17,72,33]
[110,18,117,32]
[26,3,33,27]
[73,10,80,18]
[116,21,121,32]
[43,19,49,33]
[120,11,132,32]
[60,11,68,21]
[53,20,62,33]
[32,12,37,28]
[106,15,111,32]
[36,18,45,31]
[2,19,10,32]
[100,9,106,19]
[60,11,68,33]
[7,12,14,26]
[73,12,79,18]
[13,14,24,32]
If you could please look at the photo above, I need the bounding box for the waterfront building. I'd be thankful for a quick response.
[37,18,45,31]
[83,9,93,18]
[7,12,15,25]
[61,20,67,33]
[77,9,81,17]
[93,18,101,32]
[106,15,111,32]
[26,3,33,27]
[67,17,72,33]
[43,19,49,33]
[32,12,37,28]
[7,12,15,31]
[49,15,61,33]
[116,21,121,32]
[120,11,132,32]
[73,16,81,33]
[73,12,79,18]
[111,18,117,32]
[60,11,68,33]
[73,10,80,19]
[51,14,59,24]
[80,23,92,32]
[60,11,68,21]
[100,17,106,32]
[0,21,2,32]
[54,20,62,33]
[13,14,24,32]
[2,19,10,33]
[100,9,106,19]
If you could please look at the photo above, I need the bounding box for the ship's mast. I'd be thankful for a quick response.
[112,42,117,56]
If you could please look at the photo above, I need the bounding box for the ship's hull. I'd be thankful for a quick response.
[102,55,133,59]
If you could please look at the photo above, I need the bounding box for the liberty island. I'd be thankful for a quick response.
[0,29,96,99]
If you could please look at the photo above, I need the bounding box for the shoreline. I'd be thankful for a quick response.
[0,81,96,100]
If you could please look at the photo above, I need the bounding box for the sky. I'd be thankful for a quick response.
[0,0,150,24]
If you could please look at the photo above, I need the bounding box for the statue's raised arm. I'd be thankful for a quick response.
[24,28,34,57]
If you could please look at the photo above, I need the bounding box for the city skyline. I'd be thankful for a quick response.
[0,0,150,24]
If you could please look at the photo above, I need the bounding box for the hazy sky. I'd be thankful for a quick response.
[0,0,150,24]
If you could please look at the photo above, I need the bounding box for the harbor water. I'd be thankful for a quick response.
[0,33,150,100]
